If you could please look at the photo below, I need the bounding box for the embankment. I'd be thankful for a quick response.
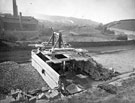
[68,40,135,48]
[0,40,36,51]
[0,61,47,92]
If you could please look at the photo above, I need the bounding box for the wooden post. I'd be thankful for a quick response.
[52,32,55,46]
[59,32,62,48]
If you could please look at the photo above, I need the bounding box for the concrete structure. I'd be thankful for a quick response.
[31,32,117,92]
[31,32,90,89]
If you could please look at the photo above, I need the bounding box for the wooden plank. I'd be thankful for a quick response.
[32,52,60,89]
[32,59,58,89]
[32,53,59,82]
[32,52,59,82]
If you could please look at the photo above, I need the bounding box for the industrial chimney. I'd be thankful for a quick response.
[19,12,23,30]
[13,0,18,16]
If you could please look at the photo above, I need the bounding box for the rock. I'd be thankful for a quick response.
[109,80,122,87]
[38,93,47,99]
[16,92,25,101]
[0,86,10,95]
[45,89,59,99]
[82,59,120,81]
[41,87,49,93]
[66,83,83,94]
[97,84,117,94]
[11,91,19,100]
[29,96,36,103]
[28,88,42,96]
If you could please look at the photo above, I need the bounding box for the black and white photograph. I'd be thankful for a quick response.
[0,0,135,102]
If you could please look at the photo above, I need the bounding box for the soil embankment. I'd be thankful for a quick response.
[48,76,135,103]
[0,40,36,51]
[68,40,135,48]
[1,61,135,103]
[0,61,47,92]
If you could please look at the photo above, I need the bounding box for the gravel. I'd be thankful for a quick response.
[0,61,48,92]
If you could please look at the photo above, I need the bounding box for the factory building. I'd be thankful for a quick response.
[0,0,38,31]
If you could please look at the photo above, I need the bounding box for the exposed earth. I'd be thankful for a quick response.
[0,48,135,103]
[0,45,135,103]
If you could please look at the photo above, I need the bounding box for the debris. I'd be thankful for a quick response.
[45,89,59,99]
[11,91,19,100]
[29,96,37,103]
[76,74,88,79]
[66,83,83,94]
[109,80,122,87]
[41,87,49,93]
[81,58,120,80]
[97,84,117,94]
[27,88,42,96]
[16,92,25,101]
[38,93,47,100]
[0,86,10,95]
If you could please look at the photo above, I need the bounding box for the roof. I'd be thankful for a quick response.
[0,14,38,24]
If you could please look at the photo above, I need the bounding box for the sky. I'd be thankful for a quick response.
[0,0,135,24]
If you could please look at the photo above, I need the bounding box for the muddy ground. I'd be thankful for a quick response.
[93,48,135,73]
[0,61,48,92]
[1,61,135,103]
[49,77,135,103]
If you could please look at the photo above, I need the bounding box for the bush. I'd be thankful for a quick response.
[116,35,128,40]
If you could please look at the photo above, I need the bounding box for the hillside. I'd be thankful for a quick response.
[0,15,117,44]
[105,19,135,31]
[37,14,99,27]
[36,15,110,42]
[37,15,101,35]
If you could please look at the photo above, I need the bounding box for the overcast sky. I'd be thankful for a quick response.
[0,0,135,24]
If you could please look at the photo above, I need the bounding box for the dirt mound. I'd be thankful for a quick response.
[85,59,119,80]
[0,61,47,92]
[75,58,119,81]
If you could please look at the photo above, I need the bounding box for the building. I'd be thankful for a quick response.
[0,0,38,31]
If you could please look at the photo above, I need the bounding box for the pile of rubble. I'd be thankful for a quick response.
[0,87,61,103]
[75,58,120,81]
[97,84,117,94]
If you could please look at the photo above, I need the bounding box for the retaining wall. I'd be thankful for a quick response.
[68,40,135,47]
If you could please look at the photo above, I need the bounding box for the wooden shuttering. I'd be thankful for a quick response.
[32,51,59,89]
[45,51,90,64]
